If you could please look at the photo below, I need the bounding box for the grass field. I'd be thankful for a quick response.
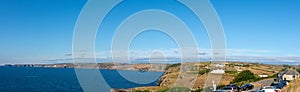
[125,62,286,92]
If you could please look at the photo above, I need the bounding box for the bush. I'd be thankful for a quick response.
[217,85,226,89]
[296,68,300,73]
[283,64,290,67]
[225,71,238,75]
[157,89,169,92]
[268,73,278,78]
[243,64,250,67]
[231,70,258,84]
[191,88,202,92]
[281,68,287,71]
[198,69,210,75]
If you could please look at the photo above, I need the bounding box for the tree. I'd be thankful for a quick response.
[231,70,258,84]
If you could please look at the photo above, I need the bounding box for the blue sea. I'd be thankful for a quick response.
[0,66,163,92]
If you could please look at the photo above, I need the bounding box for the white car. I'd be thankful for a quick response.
[261,86,276,92]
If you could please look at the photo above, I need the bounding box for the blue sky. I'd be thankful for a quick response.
[0,0,300,64]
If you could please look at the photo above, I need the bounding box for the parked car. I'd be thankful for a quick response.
[280,81,287,86]
[220,87,234,92]
[214,90,231,92]
[228,84,240,89]
[249,90,264,92]
[261,86,276,92]
[283,80,290,83]
[271,82,285,89]
[240,84,254,90]
[221,84,240,92]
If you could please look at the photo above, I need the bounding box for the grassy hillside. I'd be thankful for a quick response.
[126,62,285,92]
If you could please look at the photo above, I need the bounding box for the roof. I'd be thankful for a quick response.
[285,70,300,75]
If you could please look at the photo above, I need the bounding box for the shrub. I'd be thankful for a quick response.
[217,85,226,89]
[198,69,210,75]
[243,64,250,67]
[231,70,258,84]
[157,89,169,92]
[191,88,202,92]
[296,68,300,73]
[225,71,238,75]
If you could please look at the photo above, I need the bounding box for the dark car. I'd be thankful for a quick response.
[221,84,240,92]
[214,90,224,92]
[221,87,236,92]
[240,84,254,90]
[271,82,285,89]
[228,84,240,88]
[280,81,287,86]
[249,90,263,92]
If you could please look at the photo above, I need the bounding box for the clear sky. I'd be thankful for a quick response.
[0,0,300,64]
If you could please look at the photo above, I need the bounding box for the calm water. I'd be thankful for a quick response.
[0,66,163,92]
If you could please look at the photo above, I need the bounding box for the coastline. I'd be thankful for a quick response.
[3,61,297,92]
[2,63,167,72]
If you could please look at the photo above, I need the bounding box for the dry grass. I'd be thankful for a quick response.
[129,86,168,92]
[127,62,285,92]
[281,78,300,92]
[247,64,284,76]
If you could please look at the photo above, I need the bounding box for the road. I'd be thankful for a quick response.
[250,78,274,90]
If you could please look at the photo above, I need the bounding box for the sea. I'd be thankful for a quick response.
[0,66,163,92]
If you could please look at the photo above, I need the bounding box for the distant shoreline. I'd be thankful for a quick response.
[1,63,167,72]
[2,60,298,67]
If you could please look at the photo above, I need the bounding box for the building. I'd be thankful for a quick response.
[282,70,300,81]
[258,74,269,78]
[211,69,225,74]
[237,66,243,72]
[215,64,225,67]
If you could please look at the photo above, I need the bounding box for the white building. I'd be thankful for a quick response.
[215,64,225,67]
[258,74,269,78]
[211,69,225,74]
[282,70,300,81]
